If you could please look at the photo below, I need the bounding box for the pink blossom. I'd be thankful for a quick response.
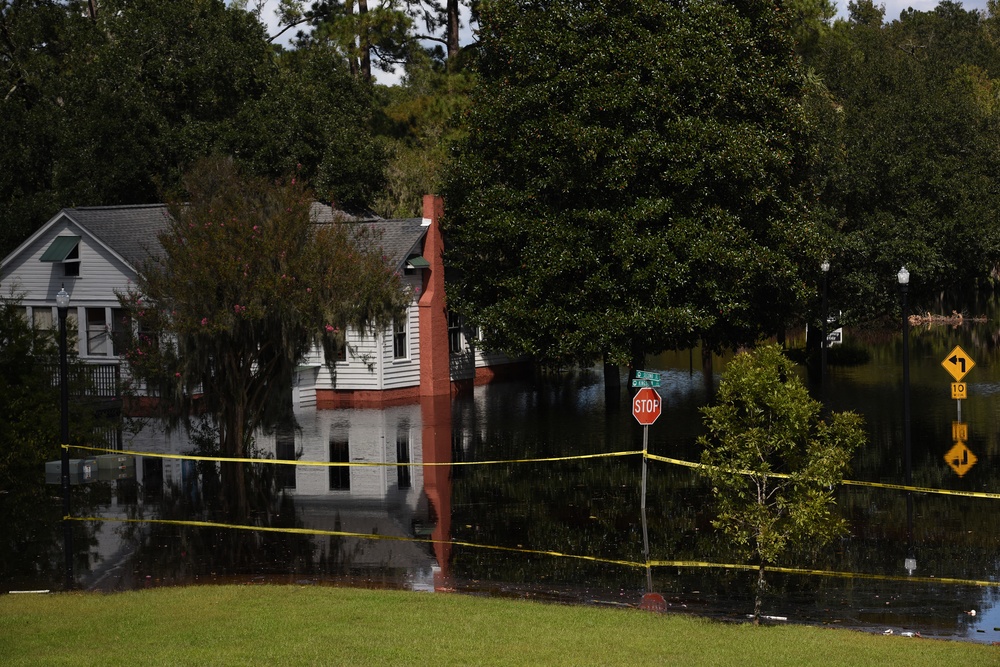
[325,325,336,333]
[306,288,312,293]
[175,372,181,378]
[201,318,208,326]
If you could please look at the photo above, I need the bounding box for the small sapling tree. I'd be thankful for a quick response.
[698,344,865,623]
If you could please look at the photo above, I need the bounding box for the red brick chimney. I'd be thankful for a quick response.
[418,195,450,397]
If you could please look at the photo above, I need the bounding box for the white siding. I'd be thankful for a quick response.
[1,218,135,359]
[383,301,420,389]
[307,295,422,394]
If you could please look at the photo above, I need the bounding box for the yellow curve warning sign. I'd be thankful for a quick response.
[941,346,975,382]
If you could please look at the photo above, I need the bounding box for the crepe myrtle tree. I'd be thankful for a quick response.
[116,157,409,516]
[698,345,865,624]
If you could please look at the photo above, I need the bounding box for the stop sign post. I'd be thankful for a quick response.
[633,386,662,523]
[633,387,662,425]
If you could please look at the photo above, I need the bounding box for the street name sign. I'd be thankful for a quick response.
[631,378,661,388]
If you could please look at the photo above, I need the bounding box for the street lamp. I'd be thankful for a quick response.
[897,267,912,489]
[820,260,830,382]
[56,286,72,589]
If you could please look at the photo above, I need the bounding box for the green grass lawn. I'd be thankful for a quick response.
[0,585,995,666]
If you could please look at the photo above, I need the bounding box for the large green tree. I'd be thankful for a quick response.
[235,42,388,210]
[117,158,409,517]
[698,344,865,623]
[0,0,387,257]
[444,0,824,381]
[807,1,1000,320]
[0,0,93,255]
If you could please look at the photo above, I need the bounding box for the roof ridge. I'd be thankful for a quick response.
[69,203,168,212]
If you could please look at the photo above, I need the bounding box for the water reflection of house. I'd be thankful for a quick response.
[0,195,524,406]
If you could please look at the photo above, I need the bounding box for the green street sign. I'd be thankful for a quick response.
[635,370,661,381]
[631,378,661,388]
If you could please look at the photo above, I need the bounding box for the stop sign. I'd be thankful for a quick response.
[632,387,662,425]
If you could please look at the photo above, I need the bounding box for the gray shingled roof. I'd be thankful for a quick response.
[353,218,427,269]
[64,204,172,267]
[309,202,427,269]
[65,203,426,272]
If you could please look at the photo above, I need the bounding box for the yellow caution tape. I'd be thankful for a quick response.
[65,444,643,468]
[67,516,640,569]
[839,478,1000,500]
[66,444,1000,500]
[645,451,1000,500]
[67,515,1000,588]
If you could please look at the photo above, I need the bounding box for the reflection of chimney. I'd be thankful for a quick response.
[419,195,450,397]
[420,394,452,587]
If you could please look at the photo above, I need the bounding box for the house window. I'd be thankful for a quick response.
[275,428,297,490]
[142,457,163,501]
[86,308,109,356]
[32,307,53,333]
[393,316,408,360]
[329,437,350,490]
[448,312,464,354]
[63,244,80,277]
[110,308,129,357]
[396,429,411,490]
[335,343,347,362]
[39,236,81,277]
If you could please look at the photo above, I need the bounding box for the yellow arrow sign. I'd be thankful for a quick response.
[941,345,975,382]
[944,442,978,478]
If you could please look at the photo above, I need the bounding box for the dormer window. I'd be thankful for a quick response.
[39,236,81,277]
[405,254,429,276]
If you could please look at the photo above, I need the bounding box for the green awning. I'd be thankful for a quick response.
[39,236,80,262]
[406,255,430,269]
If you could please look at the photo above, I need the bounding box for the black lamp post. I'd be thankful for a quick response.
[898,267,911,488]
[820,259,830,382]
[56,286,73,589]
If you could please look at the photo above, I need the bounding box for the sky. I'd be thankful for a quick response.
[837,0,990,20]
[252,0,993,86]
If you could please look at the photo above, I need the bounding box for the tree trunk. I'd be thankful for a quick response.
[358,0,372,82]
[754,564,765,626]
[447,0,460,65]
[701,342,715,397]
[220,403,249,522]
[603,353,620,410]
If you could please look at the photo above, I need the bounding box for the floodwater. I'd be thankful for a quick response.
[5,303,1000,643]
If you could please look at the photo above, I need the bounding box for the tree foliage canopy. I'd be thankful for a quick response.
[444,0,825,367]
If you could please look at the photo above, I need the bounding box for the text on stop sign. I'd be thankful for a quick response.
[635,397,659,411]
